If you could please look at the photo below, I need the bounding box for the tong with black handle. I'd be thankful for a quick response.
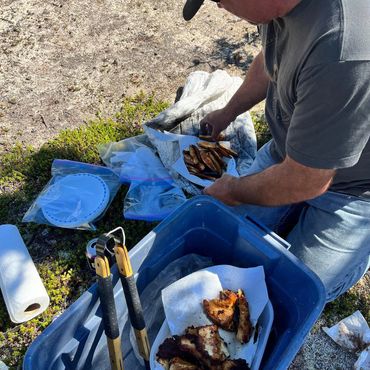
[95,238,124,370]
[108,227,151,370]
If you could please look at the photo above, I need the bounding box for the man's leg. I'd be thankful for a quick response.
[287,191,370,302]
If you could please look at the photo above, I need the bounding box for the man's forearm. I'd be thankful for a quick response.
[229,158,335,206]
[224,51,270,119]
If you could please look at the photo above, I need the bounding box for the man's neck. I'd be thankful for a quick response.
[275,0,302,18]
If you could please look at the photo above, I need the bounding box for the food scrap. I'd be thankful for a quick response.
[183,141,238,181]
[204,289,253,344]
[198,133,226,142]
[156,324,250,370]
[203,289,238,331]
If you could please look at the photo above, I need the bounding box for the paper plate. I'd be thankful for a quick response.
[40,173,110,228]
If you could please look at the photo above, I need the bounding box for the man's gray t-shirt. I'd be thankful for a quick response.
[260,0,370,198]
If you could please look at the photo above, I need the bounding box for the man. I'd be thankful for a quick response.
[183,0,370,301]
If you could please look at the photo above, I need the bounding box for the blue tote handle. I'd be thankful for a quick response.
[227,202,292,250]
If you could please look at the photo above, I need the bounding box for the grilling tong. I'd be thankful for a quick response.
[94,227,151,370]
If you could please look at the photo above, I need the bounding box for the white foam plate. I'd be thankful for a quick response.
[40,173,110,228]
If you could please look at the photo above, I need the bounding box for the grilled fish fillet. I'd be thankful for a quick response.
[236,290,253,344]
[221,359,250,370]
[194,325,229,362]
[157,325,230,370]
[169,357,199,370]
[203,290,238,331]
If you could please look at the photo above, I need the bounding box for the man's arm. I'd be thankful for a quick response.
[223,51,270,119]
[201,51,270,138]
[204,155,335,206]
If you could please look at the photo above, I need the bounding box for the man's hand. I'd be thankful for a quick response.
[199,52,270,140]
[200,108,235,140]
[203,174,241,206]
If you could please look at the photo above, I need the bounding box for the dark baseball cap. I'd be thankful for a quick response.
[183,0,219,21]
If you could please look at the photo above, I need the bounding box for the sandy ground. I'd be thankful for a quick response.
[0,0,364,368]
[0,0,260,151]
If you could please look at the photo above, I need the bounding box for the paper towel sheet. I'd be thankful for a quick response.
[156,265,270,368]
[323,310,370,370]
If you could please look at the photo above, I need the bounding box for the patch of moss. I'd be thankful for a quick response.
[324,274,370,325]
[250,111,271,149]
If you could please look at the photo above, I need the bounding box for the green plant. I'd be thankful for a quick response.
[324,274,370,325]
[250,111,271,149]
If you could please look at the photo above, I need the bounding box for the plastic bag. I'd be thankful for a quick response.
[100,140,187,221]
[124,179,186,221]
[98,135,155,176]
[121,147,186,221]
[144,70,257,195]
[119,147,173,184]
[22,159,121,230]
[145,70,236,131]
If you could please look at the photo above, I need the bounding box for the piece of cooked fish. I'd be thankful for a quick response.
[157,336,197,367]
[236,290,253,344]
[209,148,226,170]
[217,143,238,158]
[195,325,229,363]
[198,141,218,150]
[180,326,229,368]
[203,290,239,331]
[178,334,207,368]
[169,357,199,370]
[221,359,250,370]
[156,324,248,370]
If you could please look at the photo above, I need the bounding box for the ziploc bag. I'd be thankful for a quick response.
[124,179,186,222]
[22,159,121,231]
[121,147,186,221]
[99,139,187,221]
[119,147,173,184]
[99,134,154,176]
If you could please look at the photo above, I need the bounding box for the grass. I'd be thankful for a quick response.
[324,274,370,326]
[0,95,368,368]
[250,110,271,149]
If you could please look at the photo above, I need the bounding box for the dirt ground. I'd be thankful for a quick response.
[0,0,260,152]
[0,1,363,369]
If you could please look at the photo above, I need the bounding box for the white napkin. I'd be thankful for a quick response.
[162,270,223,333]
[0,225,50,323]
[323,310,370,370]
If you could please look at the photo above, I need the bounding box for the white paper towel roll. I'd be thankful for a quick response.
[0,225,50,323]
